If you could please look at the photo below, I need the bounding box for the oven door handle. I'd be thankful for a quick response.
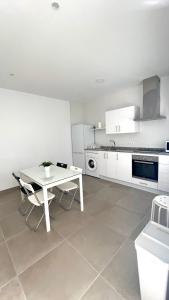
[133,160,154,165]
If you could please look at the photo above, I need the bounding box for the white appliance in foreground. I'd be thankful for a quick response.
[72,124,94,173]
[85,151,99,177]
[135,221,169,300]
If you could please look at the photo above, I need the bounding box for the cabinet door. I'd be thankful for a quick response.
[105,107,139,134]
[107,152,117,178]
[117,106,136,120]
[116,153,132,182]
[98,152,107,177]
[118,121,139,133]
[158,164,169,192]
[105,111,117,134]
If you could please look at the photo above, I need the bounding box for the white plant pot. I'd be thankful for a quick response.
[44,166,50,177]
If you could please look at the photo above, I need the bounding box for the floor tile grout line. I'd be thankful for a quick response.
[78,273,101,300]
[98,238,128,276]
[113,203,148,218]
[17,277,27,300]
[5,223,65,276]
[1,229,27,300]
[65,239,99,274]
[99,275,127,300]
[77,238,128,300]
[0,276,20,292]
[4,228,29,243]
[16,236,65,276]
[98,238,135,300]
[115,199,153,217]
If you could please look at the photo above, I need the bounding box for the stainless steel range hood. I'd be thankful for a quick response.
[135,75,166,121]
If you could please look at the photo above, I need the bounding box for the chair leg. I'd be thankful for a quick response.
[60,189,78,211]
[19,201,32,216]
[19,191,34,216]
[34,199,54,232]
[25,204,35,229]
[151,202,155,221]
[59,191,64,204]
[158,206,161,224]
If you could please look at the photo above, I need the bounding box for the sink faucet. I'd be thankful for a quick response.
[109,139,116,147]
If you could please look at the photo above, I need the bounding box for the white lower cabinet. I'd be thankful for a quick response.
[98,151,132,183]
[98,152,107,177]
[158,156,169,192]
[107,152,117,178]
[116,152,132,183]
[98,152,169,192]
[98,151,116,178]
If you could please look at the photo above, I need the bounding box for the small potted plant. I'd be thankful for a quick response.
[40,161,54,177]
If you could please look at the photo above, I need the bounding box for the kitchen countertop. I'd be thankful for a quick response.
[85,146,168,155]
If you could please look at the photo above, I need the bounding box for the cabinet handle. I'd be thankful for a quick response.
[104,153,105,159]
[117,153,118,160]
[107,153,108,159]
[119,125,120,132]
[115,125,117,132]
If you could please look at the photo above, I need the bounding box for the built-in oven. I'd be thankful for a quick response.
[132,155,158,182]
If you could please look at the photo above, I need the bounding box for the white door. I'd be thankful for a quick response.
[116,152,132,182]
[98,152,107,177]
[107,152,117,178]
[72,124,84,153]
[72,153,85,173]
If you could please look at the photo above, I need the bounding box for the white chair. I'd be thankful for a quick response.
[57,166,82,210]
[12,172,41,216]
[151,195,169,227]
[19,179,55,231]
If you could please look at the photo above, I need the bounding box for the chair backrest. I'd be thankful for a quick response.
[19,179,41,205]
[57,162,68,169]
[12,172,21,186]
[19,179,35,195]
[69,165,82,174]
[12,172,27,195]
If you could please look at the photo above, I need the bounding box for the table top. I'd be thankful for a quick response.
[20,165,81,186]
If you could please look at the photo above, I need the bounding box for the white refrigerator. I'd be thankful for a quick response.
[72,124,94,173]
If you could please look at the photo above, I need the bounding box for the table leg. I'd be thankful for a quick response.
[43,187,51,232]
[79,174,84,211]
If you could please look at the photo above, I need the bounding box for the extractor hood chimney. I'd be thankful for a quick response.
[136,75,166,121]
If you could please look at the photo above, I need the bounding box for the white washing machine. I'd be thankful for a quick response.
[85,151,99,177]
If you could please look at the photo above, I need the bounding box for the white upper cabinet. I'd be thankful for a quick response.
[105,106,140,134]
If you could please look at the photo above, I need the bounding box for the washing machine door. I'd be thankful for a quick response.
[87,157,97,171]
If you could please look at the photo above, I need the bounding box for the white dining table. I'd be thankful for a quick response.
[20,165,84,232]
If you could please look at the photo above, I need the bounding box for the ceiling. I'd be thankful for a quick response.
[0,0,169,102]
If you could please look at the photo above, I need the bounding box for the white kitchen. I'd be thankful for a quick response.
[0,1,169,300]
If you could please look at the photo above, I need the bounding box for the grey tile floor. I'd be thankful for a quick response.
[0,176,155,300]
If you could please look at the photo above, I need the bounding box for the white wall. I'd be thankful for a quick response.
[83,76,169,148]
[0,88,72,191]
[70,101,84,124]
